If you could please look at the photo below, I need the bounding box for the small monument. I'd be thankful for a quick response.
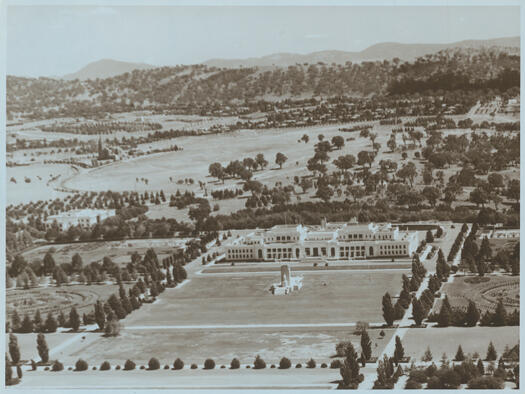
[270,264,303,295]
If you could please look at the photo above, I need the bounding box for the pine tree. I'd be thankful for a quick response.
[69,307,80,331]
[360,331,372,362]
[57,310,67,327]
[5,354,12,386]
[422,346,433,362]
[44,313,57,333]
[493,299,507,326]
[94,301,106,330]
[412,298,425,326]
[36,333,49,363]
[393,336,405,364]
[11,310,21,332]
[8,334,20,364]
[465,300,480,327]
[477,359,485,375]
[21,314,34,333]
[339,342,361,389]
[382,293,395,326]
[33,310,42,332]
[486,341,497,361]
[454,345,465,361]
[438,297,452,327]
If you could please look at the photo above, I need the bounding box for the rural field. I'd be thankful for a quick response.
[123,270,408,326]
[402,326,520,361]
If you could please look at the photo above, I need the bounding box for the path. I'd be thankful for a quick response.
[125,321,385,330]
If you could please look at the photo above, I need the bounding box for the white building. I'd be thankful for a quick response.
[224,219,419,262]
[45,209,115,231]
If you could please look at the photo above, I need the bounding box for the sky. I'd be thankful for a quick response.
[7,5,520,77]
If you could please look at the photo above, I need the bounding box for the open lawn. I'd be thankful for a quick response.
[436,274,519,313]
[124,270,408,326]
[65,326,396,366]
[402,326,519,361]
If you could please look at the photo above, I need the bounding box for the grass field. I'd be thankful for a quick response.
[124,270,408,326]
[402,326,519,361]
[436,274,519,313]
[66,327,396,366]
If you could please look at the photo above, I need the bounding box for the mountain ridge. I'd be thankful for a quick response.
[62,58,156,81]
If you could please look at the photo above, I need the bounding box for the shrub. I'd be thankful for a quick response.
[115,365,121,370]
[330,359,342,369]
[204,359,215,370]
[92,366,97,370]
[139,365,145,370]
[44,367,49,371]
[230,358,240,369]
[321,363,327,368]
[295,363,302,368]
[164,365,170,370]
[409,369,428,383]
[253,355,266,369]
[467,376,504,389]
[173,358,184,370]
[190,364,198,369]
[246,365,250,369]
[405,380,422,389]
[220,365,225,369]
[68,367,73,371]
[270,364,275,368]
[306,358,316,368]
[52,360,64,371]
[279,357,292,369]
[379,330,386,337]
[75,359,88,371]
[148,357,160,370]
[100,361,111,371]
[124,360,136,371]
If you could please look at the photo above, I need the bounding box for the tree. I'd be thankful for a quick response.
[422,186,440,207]
[315,184,333,202]
[465,300,480,327]
[438,296,452,327]
[253,355,266,369]
[43,252,56,276]
[333,154,356,173]
[94,300,106,330]
[8,334,20,364]
[44,313,57,333]
[426,230,434,243]
[299,177,313,194]
[255,153,268,170]
[332,135,345,149]
[279,357,291,369]
[397,162,417,187]
[71,253,83,273]
[387,134,397,152]
[357,151,374,168]
[360,330,372,362]
[412,298,425,326]
[36,333,49,363]
[506,179,519,203]
[382,293,395,326]
[21,314,33,333]
[422,346,433,362]
[393,336,404,364]
[486,341,497,361]
[208,162,225,183]
[275,152,288,169]
[11,310,21,332]
[69,307,80,331]
[454,345,465,361]
[339,342,361,389]
[493,299,507,326]
[33,310,42,332]
[6,354,12,386]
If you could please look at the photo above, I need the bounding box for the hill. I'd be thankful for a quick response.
[6,47,519,120]
[204,36,519,68]
[62,59,156,80]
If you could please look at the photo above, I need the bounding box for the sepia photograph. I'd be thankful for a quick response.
[2,1,521,391]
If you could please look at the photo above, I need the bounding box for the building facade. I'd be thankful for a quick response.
[224,220,419,262]
[45,209,116,231]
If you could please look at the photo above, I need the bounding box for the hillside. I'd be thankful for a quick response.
[62,59,156,81]
[204,36,519,68]
[6,47,520,120]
